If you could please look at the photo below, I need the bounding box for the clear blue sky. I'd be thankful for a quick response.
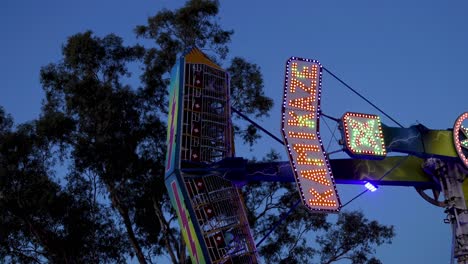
[2,0,467,263]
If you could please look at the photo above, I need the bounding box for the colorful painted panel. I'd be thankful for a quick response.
[281,57,341,213]
[166,177,206,264]
[165,61,182,176]
[382,125,457,159]
[330,156,437,188]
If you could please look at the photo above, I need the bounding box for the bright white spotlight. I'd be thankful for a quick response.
[364,182,378,192]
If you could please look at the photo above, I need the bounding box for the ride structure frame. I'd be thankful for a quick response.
[164,48,258,264]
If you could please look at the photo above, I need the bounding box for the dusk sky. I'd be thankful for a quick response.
[2,1,467,263]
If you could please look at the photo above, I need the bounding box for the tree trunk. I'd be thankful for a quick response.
[118,204,147,264]
[107,184,147,264]
[153,197,179,264]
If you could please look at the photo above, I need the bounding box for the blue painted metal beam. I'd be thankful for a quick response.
[244,156,441,189]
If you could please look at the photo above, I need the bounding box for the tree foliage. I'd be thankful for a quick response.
[0,1,394,263]
[317,211,394,264]
[0,107,127,263]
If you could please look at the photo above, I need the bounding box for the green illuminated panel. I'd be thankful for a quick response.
[342,112,387,158]
[462,127,468,149]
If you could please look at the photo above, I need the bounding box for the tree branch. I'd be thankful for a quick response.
[153,197,179,264]
[106,182,147,264]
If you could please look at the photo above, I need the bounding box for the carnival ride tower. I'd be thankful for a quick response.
[164,48,257,264]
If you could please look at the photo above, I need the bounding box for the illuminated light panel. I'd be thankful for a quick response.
[453,112,468,168]
[288,131,316,140]
[293,144,324,165]
[308,189,337,207]
[364,182,378,192]
[462,127,468,149]
[287,111,315,128]
[290,79,317,95]
[291,62,318,79]
[341,112,387,158]
[289,97,316,111]
[301,169,330,186]
[281,57,341,213]
[289,62,318,96]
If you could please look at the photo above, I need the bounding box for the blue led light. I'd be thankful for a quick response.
[364,182,378,192]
